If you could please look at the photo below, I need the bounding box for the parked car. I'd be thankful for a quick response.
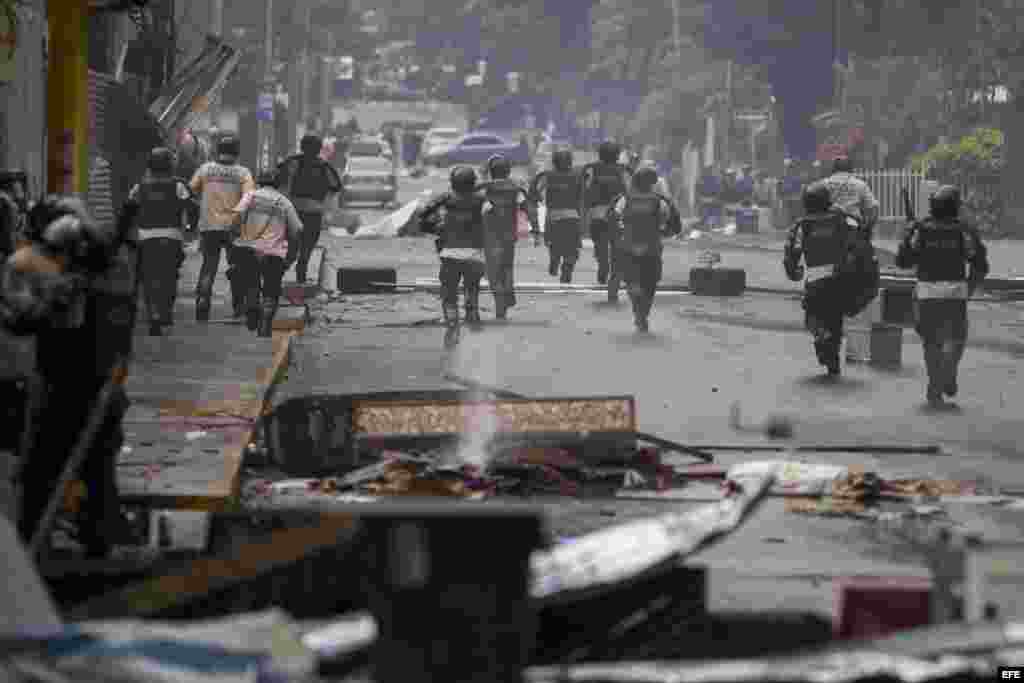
[421,131,531,168]
[347,136,393,160]
[422,127,463,160]
[341,155,399,208]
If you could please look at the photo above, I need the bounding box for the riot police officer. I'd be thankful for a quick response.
[129,147,194,336]
[276,134,343,284]
[606,166,682,332]
[2,195,138,557]
[530,148,583,283]
[581,140,631,290]
[415,166,488,349]
[896,185,989,407]
[0,169,29,260]
[477,154,538,320]
[783,181,864,377]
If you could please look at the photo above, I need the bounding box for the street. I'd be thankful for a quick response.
[265,190,1024,618]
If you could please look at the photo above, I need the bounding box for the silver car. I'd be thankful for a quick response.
[341,155,399,208]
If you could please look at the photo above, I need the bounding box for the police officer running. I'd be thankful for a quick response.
[477,154,539,320]
[276,134,343,284]
[581,140,631,290]
[784,181,869,377]
[530,148,584,284]
[415,166,488,349]
[606,166,682,333]
[822,157,879,238]
[189,135,256,321]
[230,170,304,337]
[2,196,139,557]
[129,148,194,336]
[896,186,989,408]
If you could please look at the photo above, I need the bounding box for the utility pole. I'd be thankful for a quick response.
[671,0,682,58]
[320,30,336,135]
[209,0,224,131]
[723,60,733,168]
[258,0,275,171]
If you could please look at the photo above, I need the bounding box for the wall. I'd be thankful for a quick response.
[0,0,46,196]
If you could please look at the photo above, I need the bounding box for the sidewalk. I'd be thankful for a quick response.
[116,246,305,511]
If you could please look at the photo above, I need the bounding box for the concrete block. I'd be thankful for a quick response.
[337,267,397,294]
[846,324,902,368]
[689,267,746,297]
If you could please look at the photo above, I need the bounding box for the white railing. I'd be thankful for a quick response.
[853,168,929,219]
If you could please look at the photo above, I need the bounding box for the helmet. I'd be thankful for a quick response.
[552,148,573,171]
[256,169,279,188]
[301,134,323,156]
[832,156,854,173]
[450,165,478,193]
[0,169,27,189]
[486,154,511,179]
[802,181,831,213]
[929,185,961,220]
[598,140,621,164]
[26,195,117,273]
[147,147,176,175]
[217,135,240,159]
[632,166,659,192]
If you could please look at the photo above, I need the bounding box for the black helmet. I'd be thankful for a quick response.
[0,168,27,189]
[147,147,176,175]
[832,156,854,173]
[929,185,961,220]
[633,166,659,192]
[486,154,511,179]
[450,165,478,193]
[256,169,279,188]
[598,140,621,164]
[26,195,116,273]
[217,135,240,159]
[552,148,573,171]
[802,181,831,213]
[301,134,323,156]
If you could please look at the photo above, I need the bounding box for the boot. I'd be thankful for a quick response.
[148,321,163,337]
[560,263,573,284]
[258,303,276,338]
[597,263,608,286]
[195,296,211,322]
[443,305,460,349]
[923,343,945,406]
[246,305,262,332]
[607,274,621,304]
[465,287,482,330]
[944,340,965,397]
[548,252,559,277]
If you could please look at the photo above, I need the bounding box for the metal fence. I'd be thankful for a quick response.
[853,169,929,219]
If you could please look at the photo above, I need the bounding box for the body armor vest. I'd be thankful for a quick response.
[621,194,662,251]
[287,156,332,200]
[799,212,846,269]
[585,163,627,207]
[137,179,183,230]
[441,194,486,249]
[543,171,579,211]
[916,218,967,282]
[483,179,522,240]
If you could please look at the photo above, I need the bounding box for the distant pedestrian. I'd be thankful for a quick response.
[581,140,631,292]
[230,170,303,337]
[129,147,194,336]
[896,185,989,408]
[822,157,879,237]
[414,166,488,349]
[189,134,255,321]
[275,134,343,284]
[530,148,584,283]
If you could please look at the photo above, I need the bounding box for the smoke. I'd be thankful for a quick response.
[450,332,507,472]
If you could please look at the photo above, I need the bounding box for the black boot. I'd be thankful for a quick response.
[548,252,559,277]
[560,263,573,284]
[597,263,608,286]
[443,306,460,349]
[149,321,163,337]
[465,287,482,330]
[246,305,262,332]
[196,296,211,322]
[258,303,276,338]
[607,274,620,304]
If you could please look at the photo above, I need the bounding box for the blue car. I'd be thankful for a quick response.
[422,131,531,168]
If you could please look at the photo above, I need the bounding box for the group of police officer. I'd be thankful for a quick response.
[413,139,682,348]
[0,131,341,556]
[784,162,988,408]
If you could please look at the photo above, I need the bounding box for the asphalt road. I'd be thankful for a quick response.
[272,190,1024,621]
